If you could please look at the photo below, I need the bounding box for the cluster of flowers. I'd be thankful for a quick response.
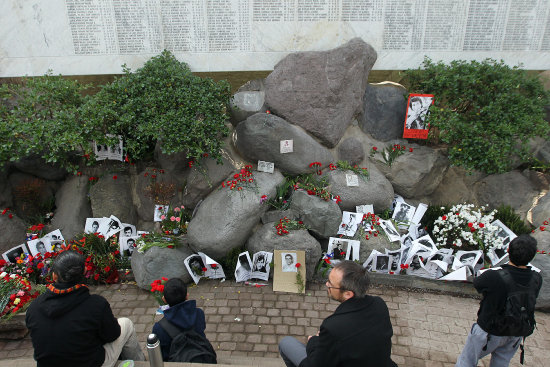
[150,277,168,305]
[1,207,13,219]
[359,213,382,240]
[27,223,45,238]
[144,167,165,179]
[0,251,56,285]
[221,165,254,191]
[370,144,414,167]
[275,217,306,236]
[329,161,369,179]
[71,233,120,284]
[0,272,40,320]
[432,203,503,254]
[309,162,323,175]
[160,205,187,235]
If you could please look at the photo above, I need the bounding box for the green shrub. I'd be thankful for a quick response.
[421,204,449,235]
[404,58,550,174]
[81,50,231,164]
[494,205,532,235]
[0,73,91,172]
[217,245,246,280]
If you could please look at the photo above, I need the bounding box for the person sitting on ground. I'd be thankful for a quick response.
[25,250,144,367]
[279,260,397,367]
[152,277,207,360]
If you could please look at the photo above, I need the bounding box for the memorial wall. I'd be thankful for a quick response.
[1,0,549,77]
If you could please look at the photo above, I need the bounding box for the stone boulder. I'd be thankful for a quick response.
[246,225,322,280]
[154,141,191,173]
[531,230,550,254]
[337,137,365,166]
[132,168,181,222]
[261,209,300,224]
[8,172,58,220]
[358,235,400,264]
[428,167,486,205]
[230,91,266,125]
[289,190,342,239]
[131,242,194,290]
[12,156,68,181]
[182,156,236,209]
[234,113,334,175]
[361,82,408,141]
[531,191,550,227]
[49,176,93,240]
[0,213,27,256]
[89,174,137,225]
[373,146,449,198]
[530,255,550,312]
[265,38,377,148]
[324,167,394,213]
[472,171,539,221]
[187,170,285,259]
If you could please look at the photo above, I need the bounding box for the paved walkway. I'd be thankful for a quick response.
[1,279,549,367]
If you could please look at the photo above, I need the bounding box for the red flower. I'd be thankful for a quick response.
[77,172,82,176]
[8,214,12,219]
[334,196,342,204]
[372,147,377,151]
[112,175,117,180]
[468,222,473,228]
[94,274,100,280]
[104,266,111,273]
[188,161,194,168]
[234,174,240,179]
[151,175,157,179]
[144,172,149,177]
[409,148,413,152]
[26,268,33,273]
[544,221,549,225]
[201,267,207,272]
[211,264,218,269]
[442,215,447,220]
[266,110,271,114]
[479,223,485,228]
[37,262,44,269]
[540,226,546,231]
[167,245,174,248]
[295,263,301,268]
[1,208,7,215]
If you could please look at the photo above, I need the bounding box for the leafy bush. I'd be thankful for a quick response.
[404,58,550,174]
[81,50,231,164]
[0,73,91,172]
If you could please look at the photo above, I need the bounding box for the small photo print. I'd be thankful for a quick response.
[185,254,207,284]
[280,140,293,154]
[107,135,124,161]
[99,215,122,239]
[27,238,52,256]
[344,240,360,262]
[337,211,361,237]
[2,244,28,263]
[154,205,169,222]
[491,219,516,246]
[328,237,347,262]
[235,251,253,282]
[487,245,509,266]
[379,219,400,242]
[356,205,374,215]
[392,202,415,226]
[93,141,109,160]
[374,254,390,273]
[252,251,272,273]
[85,217,106,235]
[119,236,139,257]
[386,250,402,272]
[281,252,298,272]
[452,250,483,271]
[120,224,137,238]
[257,160,275,173]
[346,174,359,187]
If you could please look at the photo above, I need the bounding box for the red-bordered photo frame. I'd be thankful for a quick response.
[402,93,434,139]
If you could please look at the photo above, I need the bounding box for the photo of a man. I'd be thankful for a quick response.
[406,96,431,130]
[282,253,297,272]
[36,241,47,255]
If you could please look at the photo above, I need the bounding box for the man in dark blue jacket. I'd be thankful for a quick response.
[152,277,207,360]
[279,260,396,367]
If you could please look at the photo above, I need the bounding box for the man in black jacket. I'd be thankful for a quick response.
[279,260,396,367]
[26,250,145,367]
[455,235,543,366]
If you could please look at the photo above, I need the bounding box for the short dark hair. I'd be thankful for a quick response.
[163,278,187,306]
[508,234,537,266]
[53,250,85,284]
[124,226,132,232]
[333,261,370,298]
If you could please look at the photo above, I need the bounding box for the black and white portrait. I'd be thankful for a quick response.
[386,250,402,272]
[346,174,359,187]
[2,244,27,263]
[491,220,516,247]
[257,160,275,173]
[234,251,253,282]
[99,215,122,239]
[379,220,401,242]
[281,252,297,272]
[337,211,361,237]
[119,236,139,257]
[413,235,437,253]
[93,141,109,160]
[452,250,483,271]
[392,202,415,226]
[251,251,272,281]
[328,238,347,261]
[85,217,105,235]
[27,237,52,256]
[185,254,207,284]
[405,95,432,130]
[374,255,389,273]
[356,205,374,215]
[120,224,136,238]
[363,250,381,272]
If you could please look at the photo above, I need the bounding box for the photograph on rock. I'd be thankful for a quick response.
[85,217,107,235]
[252,251,272,280]
[119,236,139,257]
[185,254,207,284]
[27,237,51,256]
[403,93,433,139]
[235,251,253,281]
[2,244,27,263]
[281,252,297,272]
[327,237,347,262]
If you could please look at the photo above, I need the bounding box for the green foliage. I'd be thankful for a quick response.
[0,73,91,173]
[494,205,532,235]
[421,204,449,235]
[404,58,550,174]
[333,160,369,180]
[217,245,246,280]
[370,144,412,167]
[81,50,231,164]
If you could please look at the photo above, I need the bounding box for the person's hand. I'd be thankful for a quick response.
[307,331,320,341]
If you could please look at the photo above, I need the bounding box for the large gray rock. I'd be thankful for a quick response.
[8,172,58,219]
[49,176,93,240]
[89,174,137,224]
[532,191,550,228]
[230,91,266,125]
[358,234,400,264]
[289,190,342,239]
[473,171,539,221]
[187,170,285,259]
[234,113,334,175]
[530,255,550,311]
[531,230,550,254]
[261,209,300,224]
[0,213,27,256]
[131,242,194,290]
[182,156,235,209]
[154,141,191,173]
[337,137,365,166]
[361,82,408,141]
[265,38,377,148]
[12,156,68,181]
[373,146,449,198]
[132,168,180,222]
[428,167,486,205]
[246,225,322,280]
[324,167,394,213]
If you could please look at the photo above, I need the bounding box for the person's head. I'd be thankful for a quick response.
[508,235,537,266]
[256,254,266,266]
[127,239,135,247]
[410,97,422,111]
[124,227,132,236]
[326,261,369,302]
[163,278,188,306]
[285,254,294,265]
[52,251,84,284]
[36,241,47,253]
[92,221,99,232]
[460,253,476,264]
[109,221,119,230]
[411,255,421,270]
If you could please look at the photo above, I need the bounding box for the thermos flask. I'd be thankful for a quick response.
[147,333,164,367]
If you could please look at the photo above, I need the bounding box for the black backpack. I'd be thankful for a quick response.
[159,318,217,364]
[489,268,541,337]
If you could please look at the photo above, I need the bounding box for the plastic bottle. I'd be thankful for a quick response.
[146,333,164,367]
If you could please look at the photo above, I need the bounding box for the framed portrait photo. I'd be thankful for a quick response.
[402,94,434,139]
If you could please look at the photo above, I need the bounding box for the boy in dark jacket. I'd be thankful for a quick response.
[152,278,207,360]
